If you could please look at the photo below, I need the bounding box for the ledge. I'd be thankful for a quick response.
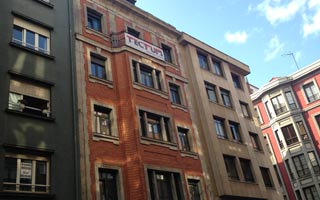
[0,191,55,199]
[140,137,178,150]
[10,42,55,60]
[3,143,55,155]
[171,103,188,112]
[32,0,54,8]
[6,109,55,122]
[89,76,114,88]
[11,11,53,30]
[180,151,199,159]
[92,133,119,145]
[8,70,55,86]
[133,83,169,99]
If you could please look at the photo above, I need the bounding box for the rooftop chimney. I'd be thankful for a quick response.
[126,0,136,5]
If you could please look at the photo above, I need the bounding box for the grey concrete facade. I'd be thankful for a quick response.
[0,0,79,199]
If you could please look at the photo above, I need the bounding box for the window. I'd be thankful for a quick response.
[240,159,255,182]
[90,54,107,80]
[8,78,51,117]
[254,107,263,124]
[93,105,112,136]
[240,102,250,118]
[271,95,287,115]
[292,154,310,178]
[229,121,241,142]
[213,116,227,139]
[132,60,162,91]
[285,91,297,109]
[197,52,209,70]
[205,81,217,102]
[296,190,302,200]
[263,135,272,154]
[4,154,49,193]
[127,27,140,38]
[303,82,319,103]
[231,73,242,89]
[220,88,232,108]
[12,17,50,54]
[296,121,309,141]
[178,127,191,152]
[161,44,173,63]
[249,132,262,151]
[285,160,295,180]
[223,155,239,180]
[212,59,223,76]
[169,83,182,105]
[147,169,184,200]
[98,168,119,200]
[307,151,320,174]
[265,101,275,119]
[87,8,102,32]
[281,124,299,146]
[275,130,284,149]
[188,179,201,200]
[316,115,320,129]
[139,110,173,143]
[273,165,282,186]
[260,167,274,187]
[303,185,319,200]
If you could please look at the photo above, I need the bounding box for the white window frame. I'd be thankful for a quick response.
[13,17,50,54]
[301,80,320,104]
[4,153,50,193]
[91,101,119,144]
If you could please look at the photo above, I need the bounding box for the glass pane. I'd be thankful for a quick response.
[38,35,48,53]
[4,158,17,191]
[26,30,35,49]
[20,159,33,191]
[13,26,23,45]
[35,161,47,192]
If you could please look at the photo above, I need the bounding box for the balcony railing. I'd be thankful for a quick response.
[111,31,126,48]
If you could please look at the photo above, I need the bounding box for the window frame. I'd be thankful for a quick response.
[231,73,242,89]
[161,43,174,63]
[12,16,51,55]
[292,154,310,178]
[307,151,320,174]
[260,167,274,188]
[139,109,174,144]
[212,58,223,76]
[187,178,204,200]
[131,60,164,92]
[302,81,320,103]
[229,121,242,143]
[239,158,255,182]
[205,81,217,103]
[249,132,262,151]
[3,153,50,193]
[213,116,227,139]
[223,155,239,180]
[127,27,140,38]
[177,127,193,152]
[91,102,119,143]
[169,83,183,105]
[220,88,232,108]
[8,78,51,118]
[281,124,299,146]
[95,164,124,200]
[197,52,209,71]
[303,185,319,200]
[240,101,251,118]
[86,7,103,32]
[271,94,287,116]
[285,91,297,109]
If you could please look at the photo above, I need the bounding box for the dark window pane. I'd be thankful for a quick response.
[26,30,35,49]
[99,169,118,200]
[87,10,102,32]
[20,159,33,191]
[35,161,47,192]
[170,84,181,104]
[178,127,191,152]
[188,179,201,200]
[38,35,48,53]
[13,26,23,45]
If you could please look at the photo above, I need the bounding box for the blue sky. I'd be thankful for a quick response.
[136,0,320,88]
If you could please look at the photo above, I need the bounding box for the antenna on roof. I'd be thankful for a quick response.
[282,52,299,70]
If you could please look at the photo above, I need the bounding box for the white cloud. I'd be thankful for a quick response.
[303,1,320,37]
[265,35,284,61]
[256,0,306,25]
[225,31,248,44]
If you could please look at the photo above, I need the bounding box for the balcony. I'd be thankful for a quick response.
[111,31,165,61]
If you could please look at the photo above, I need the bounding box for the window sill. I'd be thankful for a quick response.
[133,83,169,99]
[6,109,55,122]
[85,27,110,40]
[253,149,264,153]
[32,0,54,8]
[93,133,119,145]
[0,191,55,199]
[10,42,55,60]
[171,103,188,112]
[180,151,199,159]
[140,136,178,150]
[89,75,114,88]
